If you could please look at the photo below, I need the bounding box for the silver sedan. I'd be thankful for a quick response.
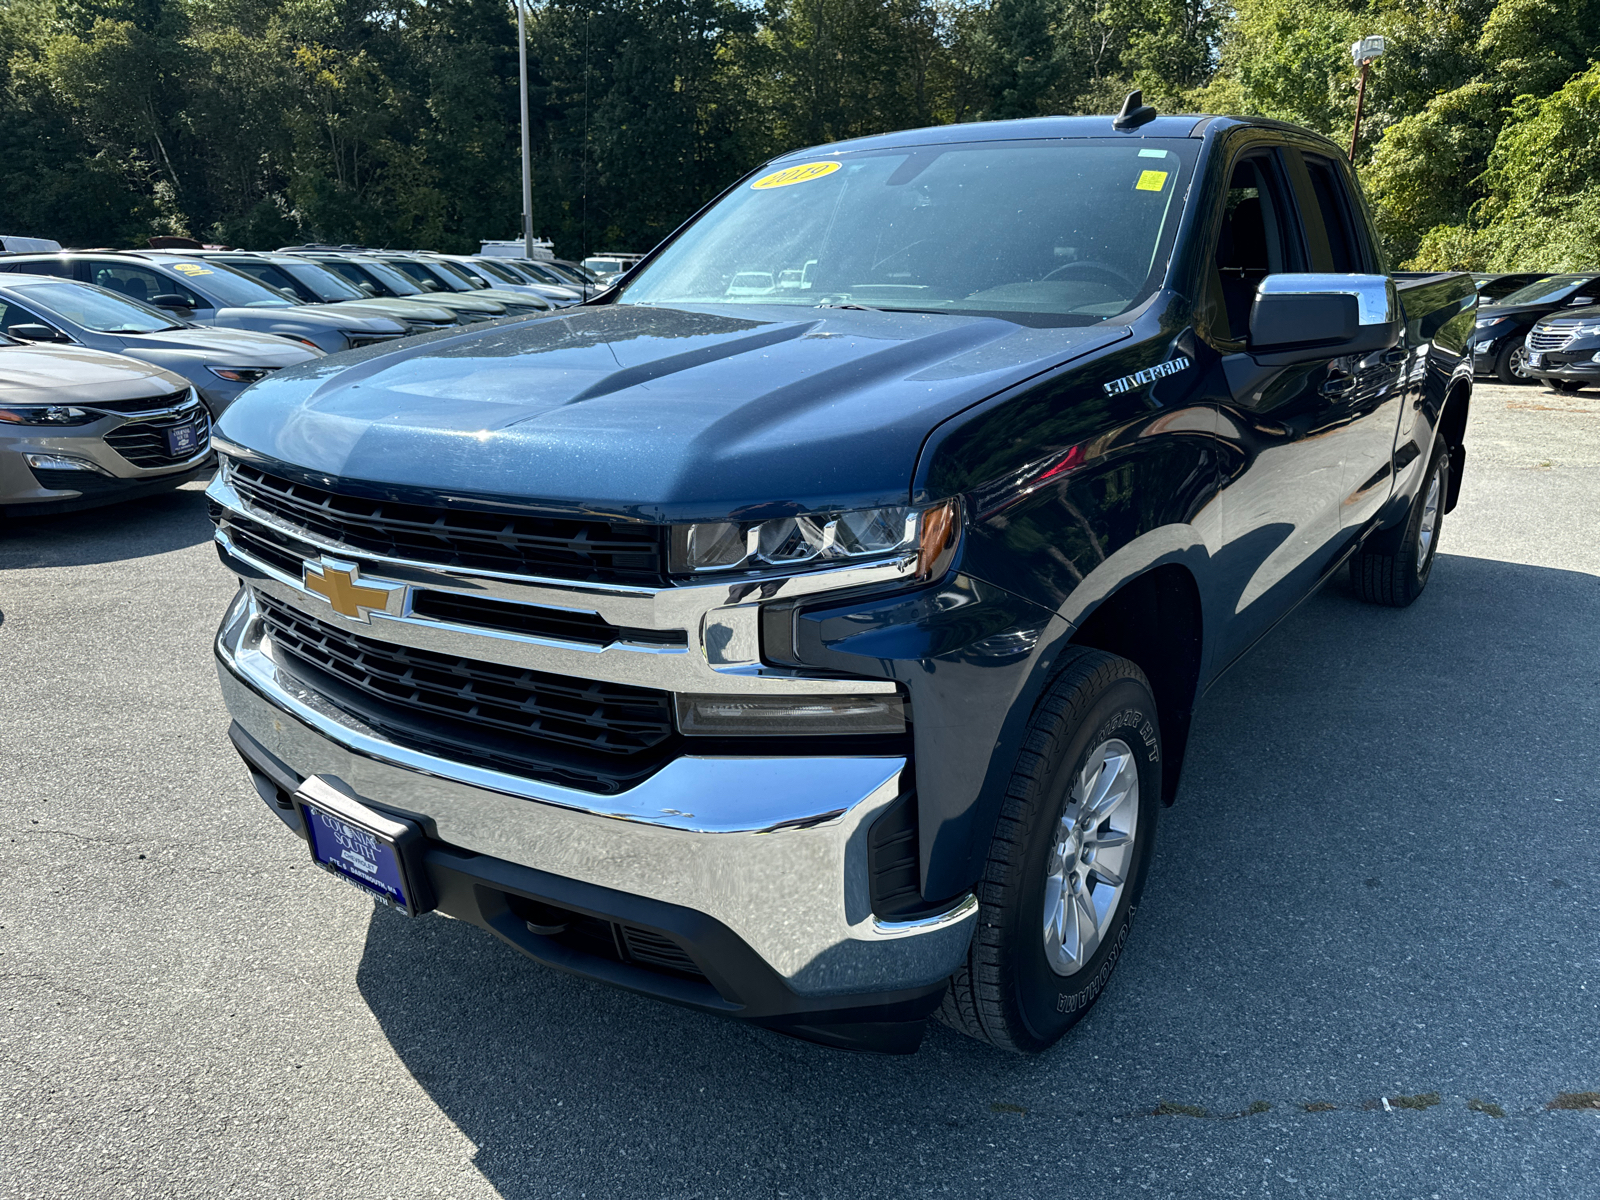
[0,275,320,417]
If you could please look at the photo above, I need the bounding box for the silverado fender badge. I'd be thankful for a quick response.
[1102,356,1192,396]
[303,558,403,622]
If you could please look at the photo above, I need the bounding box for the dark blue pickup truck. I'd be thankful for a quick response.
[209,102,1475,1054]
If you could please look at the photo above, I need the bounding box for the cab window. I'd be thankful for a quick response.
[1302,155,1368,274]
[1210,152,1307,341]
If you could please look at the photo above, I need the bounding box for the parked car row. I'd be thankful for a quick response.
[1471,271,1600,390]
[0,240,625,518]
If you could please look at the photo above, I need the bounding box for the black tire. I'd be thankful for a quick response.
[1494,340,1533,385]
[1349,445,1449,607]
[1550,379,1584,394]
[937,649,1160,1053]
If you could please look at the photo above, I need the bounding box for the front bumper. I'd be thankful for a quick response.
[215,586,977,1047]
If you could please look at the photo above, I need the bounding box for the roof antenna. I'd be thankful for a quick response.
[1113,89,1158,131]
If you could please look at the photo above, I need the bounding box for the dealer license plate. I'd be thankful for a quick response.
[295,778,427,915]
[165,419,204,457]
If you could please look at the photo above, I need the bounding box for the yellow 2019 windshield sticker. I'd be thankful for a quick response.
[172,262,213,275]
[1135,170,1169,192]
[752,161,842,190]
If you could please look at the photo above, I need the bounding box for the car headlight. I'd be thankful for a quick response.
[1473,318,1502,329]
[207,366,272,383]
[670,499,960,578]
[0,405,102,426]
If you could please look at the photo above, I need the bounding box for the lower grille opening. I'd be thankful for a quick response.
[256,591,679,793]
[508,895,707,981]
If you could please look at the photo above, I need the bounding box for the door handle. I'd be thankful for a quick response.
[1321,376,1356,396]
[1382,348,1407,365]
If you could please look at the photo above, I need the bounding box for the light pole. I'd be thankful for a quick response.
[1349,35,1385,162]
[517,0,534,259]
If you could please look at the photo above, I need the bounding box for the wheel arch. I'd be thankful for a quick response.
[1045,525,1211,806]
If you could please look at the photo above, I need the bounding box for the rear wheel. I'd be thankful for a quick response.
[938,649,1160,1053]
[1494,340,1534,385]
[1350,445,1449,607]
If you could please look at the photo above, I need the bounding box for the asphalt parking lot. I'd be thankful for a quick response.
[3,379,1598,1199]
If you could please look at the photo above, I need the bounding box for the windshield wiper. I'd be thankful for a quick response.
[815,302,881,311]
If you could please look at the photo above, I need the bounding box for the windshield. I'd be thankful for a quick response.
[430,260,489,290]
[620,139,1197,323]
[154,259,296,307]
[471,259,524,285]
[278,261,367,302]
[13,280,183,333]
[1496,275,1595,306]
[386,260,458,292]
[334,259,424,296]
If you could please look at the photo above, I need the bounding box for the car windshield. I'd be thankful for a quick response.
[155,259,296,307]
[470,259,524,285]
[343,259,425,296]
[431,260,489,289]
[278,261,367,302]
[385,260,457,292]
[1496,275,1595,306]
[620,138,1198,324]
[588,259,625,274]
[13,280,183,333]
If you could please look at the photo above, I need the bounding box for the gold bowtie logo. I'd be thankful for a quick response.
[303,560,396,621]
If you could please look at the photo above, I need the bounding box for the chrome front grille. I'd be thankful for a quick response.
[230,461,668,585]
[104,405,210,467]
[256,591,676,791]
[1528,327,1575,352]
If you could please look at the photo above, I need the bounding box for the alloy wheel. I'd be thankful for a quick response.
[1042,737,1140,976]
[1416,461,1442,578]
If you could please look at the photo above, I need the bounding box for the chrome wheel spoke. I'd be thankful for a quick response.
[1042,736,1140,977]
[1088,860,1125,888]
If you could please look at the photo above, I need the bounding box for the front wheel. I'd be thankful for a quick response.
[1350,445,1449,607]
[937,649,1160,1053]
[1494,340,1534,385]
[1549,379,1585,394]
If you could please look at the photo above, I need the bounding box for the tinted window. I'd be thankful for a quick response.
[147,258,295,308]
[0,258,71,277]
[1211,153,1307,339]
[11,280,181,332]
[622,140,1197,323]
[88,262,204,309]
[1303,156,1363,273]
[385,260,453,292]
[224,259,317,302]
[278,261,367,301]
[1496,275,1596,306]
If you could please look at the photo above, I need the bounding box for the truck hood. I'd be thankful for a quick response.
[0,344,191,402]
[218,303,1129,521]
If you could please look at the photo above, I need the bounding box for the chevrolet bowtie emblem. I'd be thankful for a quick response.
[303,559,400,622]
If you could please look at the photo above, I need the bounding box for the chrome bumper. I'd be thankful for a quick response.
[215,587,977,996]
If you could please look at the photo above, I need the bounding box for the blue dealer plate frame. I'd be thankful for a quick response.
[165,419,204,458]
[293,776,431,916]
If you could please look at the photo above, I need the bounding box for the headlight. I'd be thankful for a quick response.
[1473,318,1501,329]
[670,499,959,577]
[207,366,272,383]
[1574,323,1600,336]
[0,405,101,426]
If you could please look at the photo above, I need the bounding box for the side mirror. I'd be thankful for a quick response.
[1567,295,1594,306]
[150,293,193,311]
[1248,274,1400,361]
[358,282,378,296]
[7,322,68,342]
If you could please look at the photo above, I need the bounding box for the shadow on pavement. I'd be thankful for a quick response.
[354,552,1600,1197]
[0,477,214,569]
